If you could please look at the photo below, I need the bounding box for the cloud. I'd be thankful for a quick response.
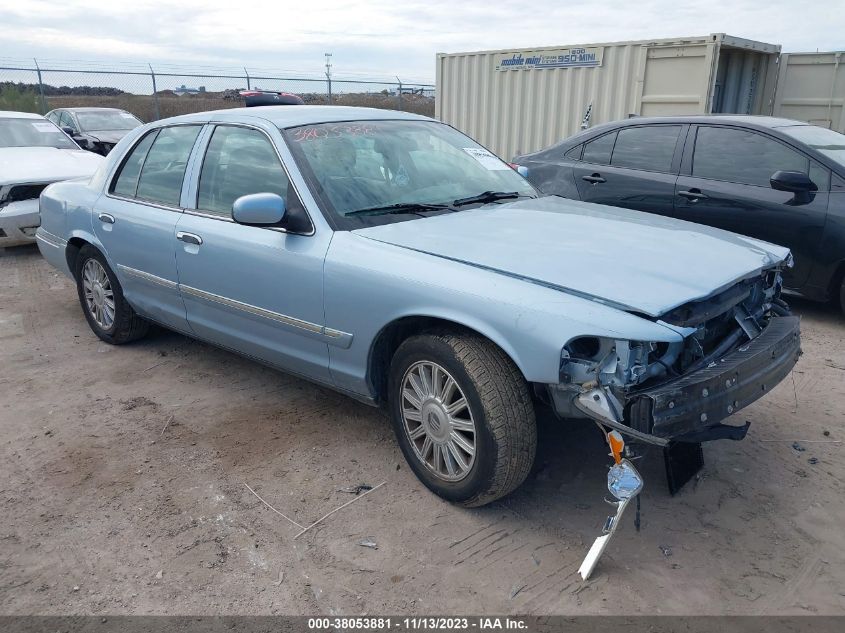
[0,0,842,81]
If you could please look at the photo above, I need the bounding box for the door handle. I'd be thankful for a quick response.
[582,173,606,184]
[678,189,708,202]
[176,231,203,246]
[97,213,115,224]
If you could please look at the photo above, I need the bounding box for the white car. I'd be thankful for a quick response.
[0,111,103,247]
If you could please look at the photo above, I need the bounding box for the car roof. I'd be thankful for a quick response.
[613,114,811,129]
[158,105,432,128]
[521,114,815,158]
[49,107,129,113]
[0,111,44,119]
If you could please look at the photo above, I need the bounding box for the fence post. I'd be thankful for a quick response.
[325,52,332,105]
[149,64,161,120]
[244,67,251,90]
[396,77,403,111]
[33,58,46,114]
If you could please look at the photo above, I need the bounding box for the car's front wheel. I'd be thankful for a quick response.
[388,332,537,507]
[75,245,149,344]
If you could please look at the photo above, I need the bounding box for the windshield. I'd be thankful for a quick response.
[781,124,845,169]
[76,110,142,132]
[283,120,537,228]
[0,117,78,149]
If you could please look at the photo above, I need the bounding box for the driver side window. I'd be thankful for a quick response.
[197,125,289,217]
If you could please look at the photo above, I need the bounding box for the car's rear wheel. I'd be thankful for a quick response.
[75,245,149,344]
[388,332,536,507]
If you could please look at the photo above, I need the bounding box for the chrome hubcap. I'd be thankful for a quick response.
[82,259,115,330]
[401,361,476,482]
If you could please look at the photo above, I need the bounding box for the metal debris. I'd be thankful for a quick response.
[339,484,373,495]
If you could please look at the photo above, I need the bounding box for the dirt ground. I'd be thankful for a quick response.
[1,244,844,616]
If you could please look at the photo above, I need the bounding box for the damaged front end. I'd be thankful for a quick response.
[549,267,801,446]
[560,267,802,580]
[0,183,47,247]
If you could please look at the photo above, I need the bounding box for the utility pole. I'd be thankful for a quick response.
[325,53,333,105]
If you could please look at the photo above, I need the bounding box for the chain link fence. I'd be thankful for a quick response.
[0,60,435,122]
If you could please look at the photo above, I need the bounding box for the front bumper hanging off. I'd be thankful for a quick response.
[557,316,802,445]
[629,316,801,442]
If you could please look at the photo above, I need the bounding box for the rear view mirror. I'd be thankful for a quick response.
[770,170,816,193]
[232,193,286,226]
[770,170,817,205]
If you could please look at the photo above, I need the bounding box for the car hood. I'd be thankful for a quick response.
[83,130,131,144]
[352,196,791,317]
[0,147,103,185]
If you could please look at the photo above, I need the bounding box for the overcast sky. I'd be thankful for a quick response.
[0,0,842,82]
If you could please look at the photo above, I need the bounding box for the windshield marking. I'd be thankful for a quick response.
[292,124,376,143]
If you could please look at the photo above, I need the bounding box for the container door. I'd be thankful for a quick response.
[635,41,717,116]
[772,52,845,133]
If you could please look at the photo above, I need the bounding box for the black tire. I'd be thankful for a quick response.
[75,245,149,344]
[388,332,536,507]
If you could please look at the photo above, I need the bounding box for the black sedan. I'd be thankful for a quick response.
[45,107,143,155]
[514,116,845,312]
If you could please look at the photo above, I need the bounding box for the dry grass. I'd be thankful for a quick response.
[45,92,434,123]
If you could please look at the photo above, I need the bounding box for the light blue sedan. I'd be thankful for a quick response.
[36,106,801,506]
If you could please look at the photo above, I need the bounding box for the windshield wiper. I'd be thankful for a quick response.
[344,202,452,217]
[452,191,530,207]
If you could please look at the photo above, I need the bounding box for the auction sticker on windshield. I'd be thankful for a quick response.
[462,147,509,170]
[32,122,58,133]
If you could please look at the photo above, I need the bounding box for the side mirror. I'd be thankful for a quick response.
[770,170,816,193]
[770,170,817,206]
[232,192,286,226]
[61,126,75,136]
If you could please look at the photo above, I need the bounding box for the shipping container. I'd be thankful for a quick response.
[772,51,845,133]
[436,34,781,160]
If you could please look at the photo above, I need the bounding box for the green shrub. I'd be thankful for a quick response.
[0,84,42,113]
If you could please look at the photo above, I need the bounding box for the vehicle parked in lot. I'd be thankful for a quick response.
[45,107,143,155]
[240,90,305,107]
[513,116,845,312]
[0,111,103,248]
[37,106,800,507]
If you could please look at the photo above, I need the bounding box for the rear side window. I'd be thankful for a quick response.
[197,125,289,216]
[111,130,157,198]
[610,125,681,173]
[581,132,616,165]
[135,125,201,206]
[692,127,809,187]
[564,145,582,160]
